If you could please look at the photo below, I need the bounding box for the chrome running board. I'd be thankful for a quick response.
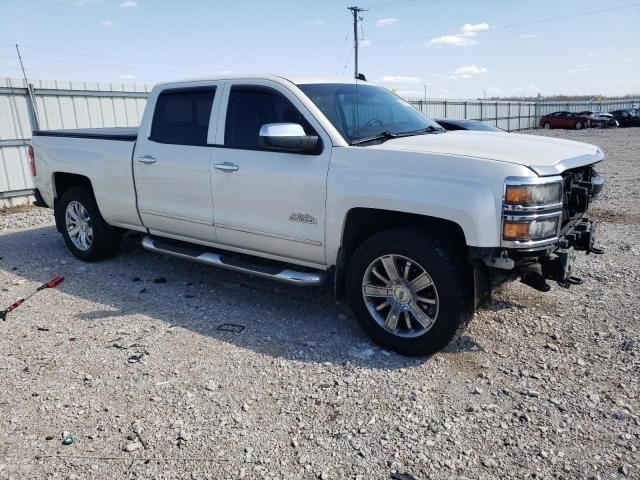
[141,235,325,286]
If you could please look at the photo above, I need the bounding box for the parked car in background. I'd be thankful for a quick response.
[434,118,505,132]
[610,108,640,127]
[577,111,613,128]
[539,111,591,130]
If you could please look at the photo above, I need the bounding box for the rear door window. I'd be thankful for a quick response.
[150,87,216,146]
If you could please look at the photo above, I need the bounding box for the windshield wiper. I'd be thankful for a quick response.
[350,131,399,146]
[351,125,445,145]
[400,125,446,135]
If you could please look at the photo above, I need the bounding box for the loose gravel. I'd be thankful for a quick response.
[0,128,638,479]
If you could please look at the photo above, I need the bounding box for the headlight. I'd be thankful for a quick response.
[502,177,564,247]
[504,182,562,206]
[503,216,559,242]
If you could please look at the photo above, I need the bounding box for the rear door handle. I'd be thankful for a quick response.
[137,155,156,164]
[214,162,239,172]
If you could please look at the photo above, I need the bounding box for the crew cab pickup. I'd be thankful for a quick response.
[30,76,605,356]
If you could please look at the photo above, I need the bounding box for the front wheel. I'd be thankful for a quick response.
[543,122,551,129]
[346,228,474,356]
[57,186,121,261]
[575,121,583,130]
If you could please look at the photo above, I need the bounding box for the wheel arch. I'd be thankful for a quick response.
[334,207,468,301]
[52,172,94,233]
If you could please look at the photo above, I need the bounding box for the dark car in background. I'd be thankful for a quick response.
[539,111,592,130]
[610,108,640,127]
[434,118,505,132]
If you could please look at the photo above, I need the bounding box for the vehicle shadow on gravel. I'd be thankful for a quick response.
[1,225,483,369]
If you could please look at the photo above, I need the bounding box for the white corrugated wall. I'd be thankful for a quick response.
[0,77,150,204]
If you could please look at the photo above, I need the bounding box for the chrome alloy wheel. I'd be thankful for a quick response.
[65,201,93,251]
[362,254,439,338]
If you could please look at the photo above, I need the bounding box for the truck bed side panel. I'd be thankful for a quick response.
[32,135,144,231]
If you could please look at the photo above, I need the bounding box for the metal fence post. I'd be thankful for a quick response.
[26,83,40,131]
[495,102,499,126]
[444,99,447,118]
[507,102,511,132]
[480,102,483,122]
[464,101,467,119]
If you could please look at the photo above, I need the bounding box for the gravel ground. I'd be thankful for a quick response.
[0,128,638,480]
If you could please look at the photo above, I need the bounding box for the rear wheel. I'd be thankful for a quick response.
[57,187,121,261]
[543,122,551,129]
[575,121,583,130]
[346,228,474,356]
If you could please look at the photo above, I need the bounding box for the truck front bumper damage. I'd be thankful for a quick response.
[470,216,603,306]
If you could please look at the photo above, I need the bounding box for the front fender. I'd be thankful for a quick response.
[325,147,533,265]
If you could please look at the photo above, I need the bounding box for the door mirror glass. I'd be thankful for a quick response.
[259,123,318,152]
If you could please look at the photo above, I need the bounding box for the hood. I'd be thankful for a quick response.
[366,131,604,176]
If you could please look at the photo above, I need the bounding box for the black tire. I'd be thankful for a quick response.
[56,186,121,262]
[346,228,474,356]
[543,122,551,129]
[575,121,583,130]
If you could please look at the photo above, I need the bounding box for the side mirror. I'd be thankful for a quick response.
[259,123,319,152]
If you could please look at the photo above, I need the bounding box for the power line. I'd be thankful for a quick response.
[2,44,208,71]
[373,2,640,44]
[0,54,201,75]
[335,29,351,75]
[0,66,149,82]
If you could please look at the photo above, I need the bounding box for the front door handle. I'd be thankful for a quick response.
[137,155,156,164]
[214,162,239,172]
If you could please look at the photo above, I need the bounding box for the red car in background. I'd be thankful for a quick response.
[539,111,591,130]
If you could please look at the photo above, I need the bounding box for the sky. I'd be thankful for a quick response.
[1,0,639,99]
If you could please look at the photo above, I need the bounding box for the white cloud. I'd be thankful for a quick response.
[453,65,488,78]
[119,74,136,79]
[101,20,118,27]
[567,63,591,74]
[378,75,422,84]
[434,65,488,80]
[429,35,477,46]
[427,22,491,47]
[461,22,489,35]
[360,40,372,47]
[376,18,399,27]
[304,19,325,27]
[220,70,233,75]
[520,33,536,39]
[485,86,502,96]
[119,0,138,8]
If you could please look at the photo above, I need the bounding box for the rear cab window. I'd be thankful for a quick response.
[150,87,216,145]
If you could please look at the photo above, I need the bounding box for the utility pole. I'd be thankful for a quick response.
[348,6,366,79]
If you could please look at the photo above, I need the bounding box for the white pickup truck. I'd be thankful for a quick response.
[29,75,605,355]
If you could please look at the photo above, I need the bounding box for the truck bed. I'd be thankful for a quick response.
[32,127,138,142]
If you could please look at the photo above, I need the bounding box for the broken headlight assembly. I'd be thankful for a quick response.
[502,177,563,248]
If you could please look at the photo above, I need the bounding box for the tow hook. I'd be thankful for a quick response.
[560,275,584,289]
[588,245,605,255]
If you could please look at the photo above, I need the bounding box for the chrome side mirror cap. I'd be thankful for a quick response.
[259,123,319,152]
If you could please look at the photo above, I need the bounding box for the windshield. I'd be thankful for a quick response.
[297,83,442,144]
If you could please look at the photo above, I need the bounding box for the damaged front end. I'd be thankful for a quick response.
[471,165,604,305]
